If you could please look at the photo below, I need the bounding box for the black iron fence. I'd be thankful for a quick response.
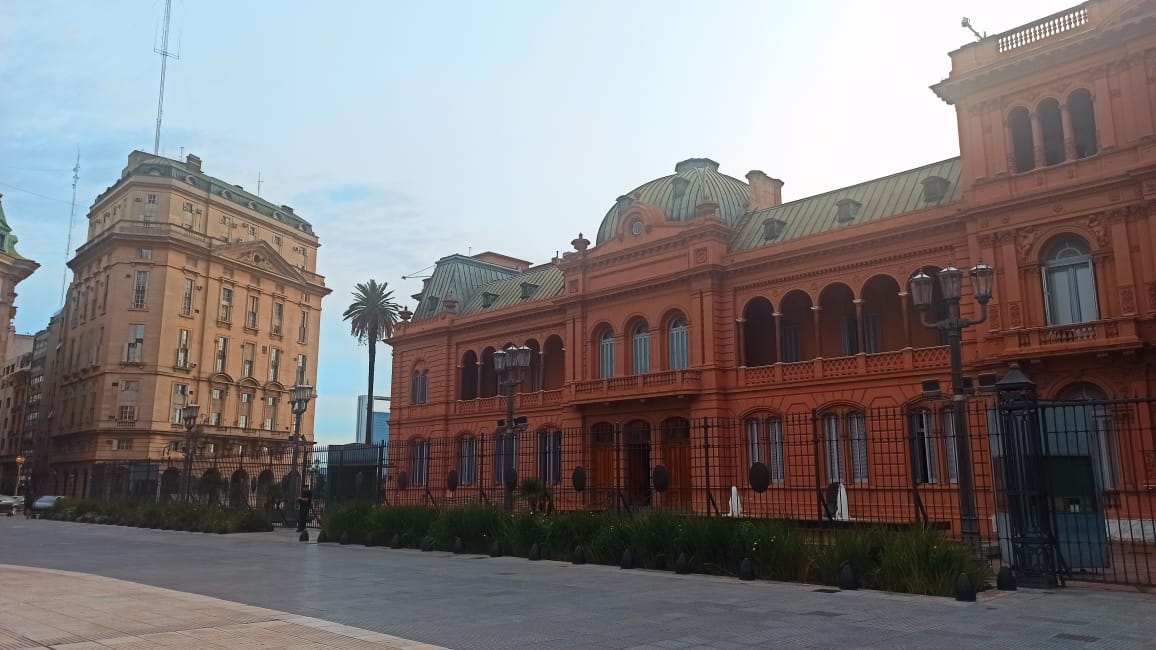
[65,393,1156,588]
[55,442,389,529]
[386,397,1156,589]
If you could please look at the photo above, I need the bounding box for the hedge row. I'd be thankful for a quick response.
[41,499,275,534]
[323,504,989,597]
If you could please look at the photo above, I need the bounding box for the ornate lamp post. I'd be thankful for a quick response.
[910,262,994,552]
[493,345,532,501]
[288,383,313,505]
[14,455,25,500]
[180,404,200,501]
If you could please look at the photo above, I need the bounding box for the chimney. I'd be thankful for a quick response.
[746,170,784,211]
[185,154,202,173]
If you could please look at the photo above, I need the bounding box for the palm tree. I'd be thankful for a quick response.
[342,279,401,445]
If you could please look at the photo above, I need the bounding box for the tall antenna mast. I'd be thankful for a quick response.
[153,0,179,155]
[60,148,80,306]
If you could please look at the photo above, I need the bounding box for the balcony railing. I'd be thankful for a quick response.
[1000,318,1140,357]
[996,3,1089,53]
[571,370,701,403]
[454,391,565,415]
[738,347,951,386]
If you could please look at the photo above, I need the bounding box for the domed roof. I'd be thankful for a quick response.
[596,158,750,244]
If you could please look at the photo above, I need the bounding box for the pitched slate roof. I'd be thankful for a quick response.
[459,263,564,315]
[412,255,522,320]
[730,158,962,252]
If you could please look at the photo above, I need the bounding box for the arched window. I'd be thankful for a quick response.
[494,431,518,487]
[744,415,785,483]
[1068,89,1098,158]
[821,411,868,485]
[1042,237,1098,325]
[1009,107,1035,173]
[908,408,959,485]
[458,435,477,486]
[668,316,689,370]
[598,328,615,379]
[410,370,429,404]
[537,429,563,485]
[631,322,651,374]
[1039,98,1065,166]
[409,439,430,487]
[1059,383,1117,490]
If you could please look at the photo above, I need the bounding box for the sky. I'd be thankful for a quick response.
[0,0,1074,445]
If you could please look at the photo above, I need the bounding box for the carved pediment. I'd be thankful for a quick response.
[215,240,308,283]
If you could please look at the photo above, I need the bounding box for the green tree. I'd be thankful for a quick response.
[342,280,401,445]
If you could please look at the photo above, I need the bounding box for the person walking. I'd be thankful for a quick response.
[296,485,313,532]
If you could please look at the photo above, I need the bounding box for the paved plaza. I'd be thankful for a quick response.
[2,519,1155,649]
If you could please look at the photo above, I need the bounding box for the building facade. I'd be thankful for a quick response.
[0,334,35,493]
[46,151,330,500]
[386,0,1156,537]
[355,395,391,445]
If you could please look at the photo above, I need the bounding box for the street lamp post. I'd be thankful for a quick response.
[493,345,532,504]
[289,384,313,534]
[910,262,994,553]
[180,404,200,502]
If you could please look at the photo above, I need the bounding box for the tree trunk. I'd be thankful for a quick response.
[366,325,376,445]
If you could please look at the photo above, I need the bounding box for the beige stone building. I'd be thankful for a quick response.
[0,194,40,493]
[48,151,330,499]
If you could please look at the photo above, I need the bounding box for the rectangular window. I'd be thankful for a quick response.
[125,324,145,363]
[263,396,277,430]
[116,438,133,450]
[849,413,868,484]
[215,337,228,373]
[782,325,801,363]
[136,248,153,260]
[242,343,255,377]
[295,354,307,384]
[170,383,189,425]
[131,270,149,309]
[668,321,689,370]
[271,302,284,335]
[210,388,224,427]
[246,295,259,329]
[768,418,785,484]
[745,419,763,467]
[298,310,309,343]
[269,348,281,382]
[909,411,938,484]
[598,334,615,379]
[219,287,233,322]
[494,433,517,486]
[146,194,157,204]
[631,330,650,375]
[823,414,844,484]
[176,329,190,368]
[181,278,194,316]
[101,274,109,313]
[458,437,477,486]
[941,410,959,484]
[537,430,563,485]
[239,392,253,429]
[117,405,136,422]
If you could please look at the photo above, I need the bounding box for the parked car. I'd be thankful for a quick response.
[31,495,64,514]
[0,494,15,516]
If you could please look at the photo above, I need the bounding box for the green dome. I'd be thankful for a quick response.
[596,158,750,244]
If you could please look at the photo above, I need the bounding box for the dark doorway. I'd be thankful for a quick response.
[624,420,652,507]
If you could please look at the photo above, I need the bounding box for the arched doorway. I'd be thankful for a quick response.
[779,290,815,362]
[742,297,776,366]
[459,350,478,400]
[256,469,276,510]
[660,418,691,510]
[479,347,497,397]
[525,338,542,390]
[818,282,858,357]
[860,275,904,353]
[623,420,652,507]
[159,468,181,503]
[200,468,223,506]
[229,468,249,509]
[542,335,565,389]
